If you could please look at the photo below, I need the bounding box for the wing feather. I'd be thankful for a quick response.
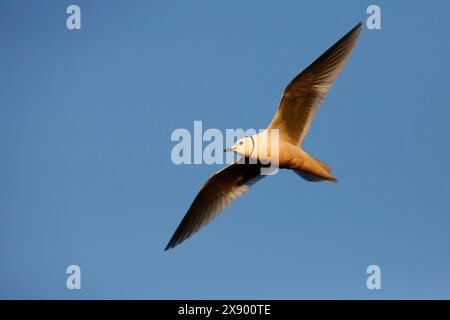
[268,22,362,145]
[164,160,265,250]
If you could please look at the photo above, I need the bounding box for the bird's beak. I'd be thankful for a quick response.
[224,147,234,152]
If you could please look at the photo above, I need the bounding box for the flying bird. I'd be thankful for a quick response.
[165,22,362,250]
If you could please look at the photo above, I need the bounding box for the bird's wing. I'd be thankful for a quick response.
[268,22,362,146]
[165,160,266,250]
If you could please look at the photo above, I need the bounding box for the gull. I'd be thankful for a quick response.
[165,22,362,250]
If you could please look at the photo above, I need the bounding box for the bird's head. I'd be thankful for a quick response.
[224,136,254,158]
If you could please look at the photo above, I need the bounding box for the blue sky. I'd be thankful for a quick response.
[1,0,449,299]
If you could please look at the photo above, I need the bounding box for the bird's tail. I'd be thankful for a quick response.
[294,157,337,183]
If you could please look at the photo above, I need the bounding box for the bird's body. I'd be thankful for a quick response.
[165,22,362,250]
[234,130,336,182]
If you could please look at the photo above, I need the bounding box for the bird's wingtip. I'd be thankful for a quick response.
[352,21,363,32]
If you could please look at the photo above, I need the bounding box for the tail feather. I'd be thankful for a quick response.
[294,170,337,183]
[293,157,337,183]
[312,157,332,175]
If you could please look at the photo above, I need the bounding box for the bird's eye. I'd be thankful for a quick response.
[239,141,243,145]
